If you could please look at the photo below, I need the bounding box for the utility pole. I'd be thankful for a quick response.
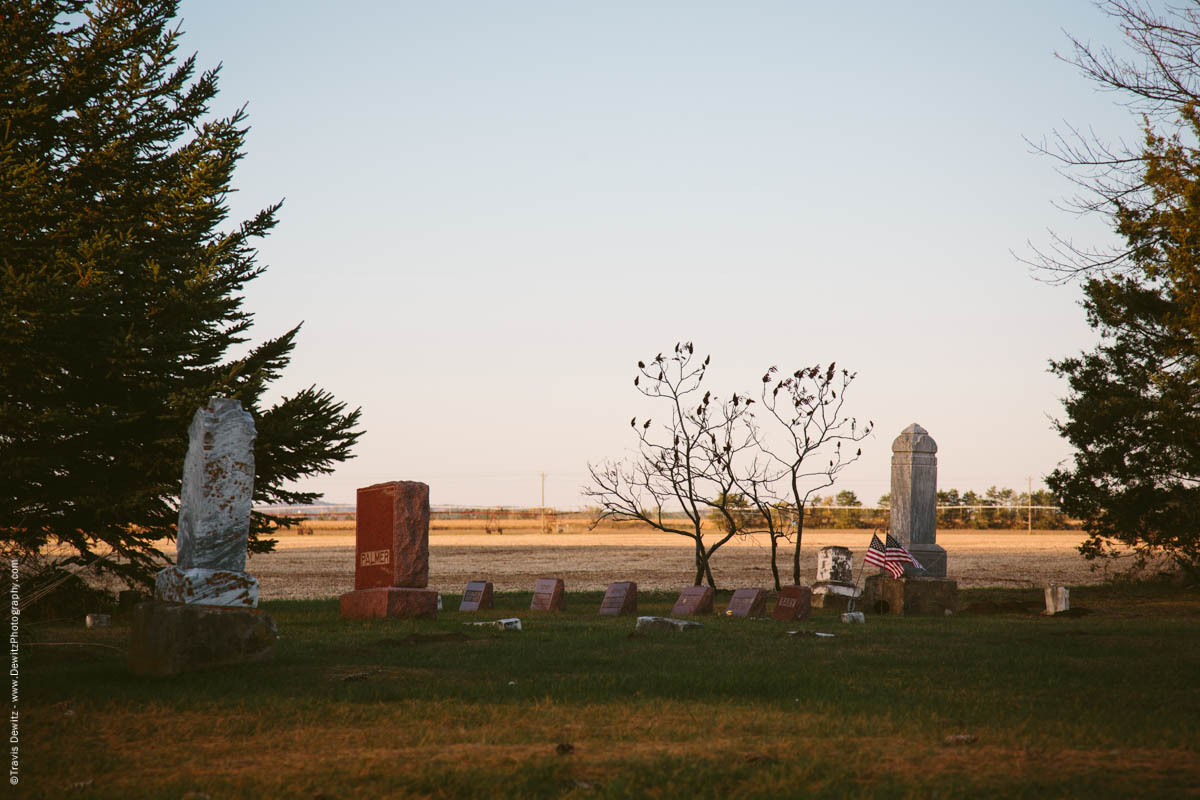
[1027,476,1033,533]
[540,472,546,533]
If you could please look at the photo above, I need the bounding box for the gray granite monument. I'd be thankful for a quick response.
[861,422,958,616]
[890,423,946,578]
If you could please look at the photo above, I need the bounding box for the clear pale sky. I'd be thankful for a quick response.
[176,1,1139,508]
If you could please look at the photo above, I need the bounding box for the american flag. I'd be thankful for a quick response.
[885,533,923,575]
[865,534,903,578]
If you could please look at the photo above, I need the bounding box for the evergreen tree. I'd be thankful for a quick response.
[1042,1,1200,573]
[0,0,362,585]
[1048,120,1200,571]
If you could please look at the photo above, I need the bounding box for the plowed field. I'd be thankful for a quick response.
[239,526,1106,600]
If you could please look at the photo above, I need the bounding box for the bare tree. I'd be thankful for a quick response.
[585,343,758,587]
[750,364,873,586]
[1031,0,1200,280]
[588,348,873,591]
[734,471,793,591]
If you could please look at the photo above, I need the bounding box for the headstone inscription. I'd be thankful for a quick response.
[459,580,494,612]
[771,585,813,621]
[339,481,439,619]
[530,577,565,611]
[599,581,638,616]
[725,588,767,618]
[671,585,714,617]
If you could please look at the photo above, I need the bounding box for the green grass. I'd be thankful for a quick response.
[22,584,1200,799]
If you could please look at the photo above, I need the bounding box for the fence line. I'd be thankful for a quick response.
[255,504,1071,531]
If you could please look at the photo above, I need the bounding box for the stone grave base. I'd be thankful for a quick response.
[812,582,858,612]
[340,587,439,619]
[128,600,277,677]
[812,592,855,612]
[904,544,947,578]
[862,575,958,616]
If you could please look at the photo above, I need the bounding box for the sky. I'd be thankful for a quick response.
[174,1,1143,508]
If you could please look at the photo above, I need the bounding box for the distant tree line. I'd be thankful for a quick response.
[709,487,1075,531]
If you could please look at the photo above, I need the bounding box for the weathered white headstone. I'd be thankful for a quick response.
[176,398,256,571]
[813,545,859,608]
[890,423,946,577]
[1044,583,1070,615]
[154,398,260,608]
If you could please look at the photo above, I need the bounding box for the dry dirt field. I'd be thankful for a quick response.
[230,522,1110,601]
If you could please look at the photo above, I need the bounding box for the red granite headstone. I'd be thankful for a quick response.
[599,581,637,616]
[671,586,714,617]
[771,585,813,621]
[353,481,430,590]
[459,580,494,612]
[530,578,565,611]
[725,588,767,618]
[340,481,438,619]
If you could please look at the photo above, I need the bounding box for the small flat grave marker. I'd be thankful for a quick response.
[530,577,565,612]
[725,588,767,618]
[671,586,714,617]
[459,580,494,612]
[772,585,813,621]
[599,581,638,616]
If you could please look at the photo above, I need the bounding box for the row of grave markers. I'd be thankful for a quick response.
[338,480,832,622]
[460,578,815,621]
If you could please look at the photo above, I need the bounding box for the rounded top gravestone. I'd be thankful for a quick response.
[892,423,937,455]
[888,422,946,577]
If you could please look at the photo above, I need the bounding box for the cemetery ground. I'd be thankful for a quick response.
[25,544,1200,798]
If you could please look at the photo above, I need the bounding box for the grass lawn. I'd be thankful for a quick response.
[22,583,1200,799]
